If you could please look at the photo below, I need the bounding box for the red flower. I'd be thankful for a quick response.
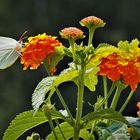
[99,54,121,81]
[98,53,140,91]
[21,33,62,70]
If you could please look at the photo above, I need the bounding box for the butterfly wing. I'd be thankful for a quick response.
[0,37,21,69]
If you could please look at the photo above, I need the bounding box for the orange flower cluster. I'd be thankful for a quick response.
[99,53,140,90]
[92,39,140,91]
[21,33,61,70]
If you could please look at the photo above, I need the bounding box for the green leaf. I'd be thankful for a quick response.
[130,39,139,49]
[82,109,129,126]
[48,69,79,99]
[84,63,99,91]
[97,122,130,140]
[95,43,112,50]
[64,47,73,57]
[3,110,64,140]
[117,40,130,52]
[46,122,94,140]
[80,129,95,140]
[32,76,57,111]
[49,46,65,69]
[46,122,73,140]
[32,68,79,111]
[117,39,139,53]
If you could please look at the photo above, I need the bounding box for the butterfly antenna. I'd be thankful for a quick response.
[19,31,28,42]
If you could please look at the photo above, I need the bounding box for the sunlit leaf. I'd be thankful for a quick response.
[46,122,94,140]
[84,63,99,91]
[3,110,63,140]
[49,46,65,69]
[82,109,129,126]
[32,76,57,111]
[48,69,79,99]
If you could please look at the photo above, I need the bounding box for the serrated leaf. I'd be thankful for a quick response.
[46,122,94,140]
[84,64,99,91]
[32,76,57,111]
[48,69,79,99]
[3,110,63,140]
[32,69,79,111]
[97,122,130,140]
[117,40,130,52]
[82,109,129,126]
[117,39,139,53]
[46,122,73,140]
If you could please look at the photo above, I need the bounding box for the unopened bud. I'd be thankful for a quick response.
[80,16,105,29]
[60,27,84,40]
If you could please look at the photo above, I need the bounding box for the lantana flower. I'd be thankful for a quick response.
[91,39,140,91]
[80,16,105,29]
[60,27,84,40]
[20,33,62,72]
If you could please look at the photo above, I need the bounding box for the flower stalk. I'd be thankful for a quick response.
[73,65,85,140]
[88,27,95,46]
[42,104,58,140]
[96,82,116,110]
[119,90,134,113]
[110,86,123,110]
[55,87,74,123]
[103,76,108,109]
[69,39,77,69]
[54,120,66,140]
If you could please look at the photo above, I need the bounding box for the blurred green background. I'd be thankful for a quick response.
[0,0,140,139]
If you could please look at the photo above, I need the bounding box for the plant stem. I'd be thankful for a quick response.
[119,90,134,113]
[110,87,122,110]
[88,27,95,46]
[69,39,77,69]
[43,60,51,75]
[54,120,66,140]
[55,87,74,123]
[103,76,108,109]
[47,115,58,140]
[43,63,69,139]
[73,65,85,140]
[96,82,116,110]
[89,120,97,139]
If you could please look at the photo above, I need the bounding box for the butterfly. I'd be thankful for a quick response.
[0,32,27,69]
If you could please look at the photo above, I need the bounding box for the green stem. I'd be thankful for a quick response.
[88,27,95,46]
[43,60,51,75]
[119,90,134,113]
[103,76,108,109]
[54,120,66,140]
[96,82,116,110]
[110,87,122,110]
[89,120,97,139]
[73,65,85,140]
[43,63,69,139]
[69,39,77,69]
[55,87,74,123]
[47,115,58,140]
